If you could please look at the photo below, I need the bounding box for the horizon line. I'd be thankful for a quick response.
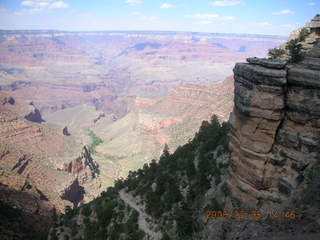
[0,29,288,38]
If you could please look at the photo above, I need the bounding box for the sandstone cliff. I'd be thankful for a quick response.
[228,43,320,209]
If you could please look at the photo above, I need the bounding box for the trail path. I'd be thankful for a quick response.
[119,190,162,240]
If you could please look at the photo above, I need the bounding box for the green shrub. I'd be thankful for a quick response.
[50,229,59,240]
[268,47,286,59]
[161,233,171,240]
[86,129,103,153]
[81,205,92,217]
[286,39,304,63]
[298,28,309,41]
[175,202,194,237]
[221,182,230,196]
[205,198,223,212]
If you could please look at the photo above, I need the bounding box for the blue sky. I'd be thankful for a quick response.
[0,0,318,35]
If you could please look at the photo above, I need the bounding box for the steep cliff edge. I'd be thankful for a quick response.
[228,43,320,209]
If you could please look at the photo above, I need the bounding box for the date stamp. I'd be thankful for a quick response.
[205,210,297,220]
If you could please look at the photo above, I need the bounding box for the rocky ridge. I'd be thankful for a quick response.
[228,43,320,209]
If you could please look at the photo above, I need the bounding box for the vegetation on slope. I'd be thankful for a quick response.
[0,200,50,240]
[86,129,103,154]
[268,27,312,62]
[50,115,230,240]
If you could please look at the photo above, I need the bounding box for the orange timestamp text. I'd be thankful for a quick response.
[205,210,297,220]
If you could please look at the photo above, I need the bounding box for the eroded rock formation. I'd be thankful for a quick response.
[228,44,320,209]
[63,146,99,184]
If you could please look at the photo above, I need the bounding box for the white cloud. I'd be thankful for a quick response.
[125,0,141,5]
[308,2,316,6]
[21,1,48,8]
[20,0,69,12]
[49,1,68,9]
[272,9,294,15]
[209,1,241,7]
[160,3,173,9]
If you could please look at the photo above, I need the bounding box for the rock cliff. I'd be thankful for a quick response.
[63,146,99,185]
[228,43,320,209]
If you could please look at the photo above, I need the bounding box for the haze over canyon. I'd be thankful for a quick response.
[0,30,287,236]
[0,30,285,194]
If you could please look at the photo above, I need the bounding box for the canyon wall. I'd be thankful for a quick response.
[0,93,100,214]
[228,43,320,209]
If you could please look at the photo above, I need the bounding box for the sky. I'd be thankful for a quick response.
[0,0,319,35]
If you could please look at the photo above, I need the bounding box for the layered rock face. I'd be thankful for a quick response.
[0,93,100,218]
[228,44,320,208]
[63,146,99,184]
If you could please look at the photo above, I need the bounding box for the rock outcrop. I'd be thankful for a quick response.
[228,43,320,209]
[63,146,99,184]
[63,126,71,136]
[24,102,45,123]
[270,16,320,61]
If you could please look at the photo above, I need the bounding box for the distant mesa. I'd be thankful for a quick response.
[212,42,227,49]
[132,42,162,51]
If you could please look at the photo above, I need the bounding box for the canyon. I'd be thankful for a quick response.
[0,30,287,238]
[0,31,284,190]
[47,18,320,240]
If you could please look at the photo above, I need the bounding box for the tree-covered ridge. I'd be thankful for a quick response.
[116,115,229,214]
[51,188,145,240]
[50,115,231,240]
